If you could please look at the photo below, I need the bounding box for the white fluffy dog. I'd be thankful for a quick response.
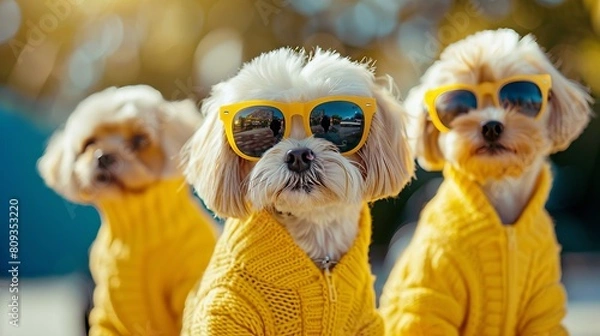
[38,85,201,202]
[38,85,218,336]
[380,29,592,335]
[181,48,414,335]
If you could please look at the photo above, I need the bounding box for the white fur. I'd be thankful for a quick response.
[482,158,545,223]
[183,48,414,263]
[405,29,592,224]
[38,85,203,203]
[248,137,364,260]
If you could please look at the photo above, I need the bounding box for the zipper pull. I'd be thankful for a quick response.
[325,267,337,302]
[507,226,516,250]
[322,256,337,302]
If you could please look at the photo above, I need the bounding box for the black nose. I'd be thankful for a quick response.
[481,121,504,142]
[285,148,314,173]
[97,153,117,169]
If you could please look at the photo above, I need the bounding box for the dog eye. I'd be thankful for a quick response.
[130,134,149,151]
[82,138,96,152]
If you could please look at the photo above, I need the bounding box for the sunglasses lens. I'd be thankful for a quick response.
[310,101,366,153]
[231,106,285,158]
[499,81,543,117]
[435,90,477,128]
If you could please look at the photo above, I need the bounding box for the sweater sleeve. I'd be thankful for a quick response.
[88,308,122,336]
[168,243,216,331]
[170,276,201,332]
[88,289,127,336]
[186,286,265,336]
[356,274,385,336]
[88,323,121,336]
[379,241,468,336]
[518,243,568,336]
[357,311,384,336]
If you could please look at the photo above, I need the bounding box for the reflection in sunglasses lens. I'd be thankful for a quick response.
[310,101,365,153]
[499,81,543,118]
[435,90,477,129]
[232,106,285,158]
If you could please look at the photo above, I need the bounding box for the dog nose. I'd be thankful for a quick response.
[97,153,117,169]
[285,148,314,173]
[481,121,504,142]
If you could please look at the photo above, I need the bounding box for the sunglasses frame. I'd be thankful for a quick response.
[424,74,552,133]
[220,95,377,161]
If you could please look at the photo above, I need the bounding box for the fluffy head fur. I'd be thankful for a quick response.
[404,28,593,223]
[183,47,414,260]
[406,29,592,175]
[38,85,203,203]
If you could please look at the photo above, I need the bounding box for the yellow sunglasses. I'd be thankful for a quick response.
[424,74,552,132]
[220,96,376,161]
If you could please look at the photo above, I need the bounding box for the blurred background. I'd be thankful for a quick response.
[1,0,599,334]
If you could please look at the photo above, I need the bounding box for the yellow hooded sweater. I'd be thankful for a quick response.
[379,164,567,336]
[88,178,218,336]
[181,204,384,336]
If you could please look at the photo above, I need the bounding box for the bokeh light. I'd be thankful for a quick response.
[536,0,567,6]
[67,47,103,93]
[194,28,243,89]
[0,0,21,44]
[290,0,333,16]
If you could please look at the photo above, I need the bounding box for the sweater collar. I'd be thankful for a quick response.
[440,163,552,230]
[97,178,216,244]
[223,203,373,289]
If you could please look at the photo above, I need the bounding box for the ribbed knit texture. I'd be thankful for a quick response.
[181,203,384,336]
[379,163,568,336]
[88,178,218,336]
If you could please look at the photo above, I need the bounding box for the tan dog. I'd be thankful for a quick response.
[380,29,592,335]
[38,85,218,336]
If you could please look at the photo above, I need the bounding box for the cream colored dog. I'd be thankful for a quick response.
[38,85,218,336]
[380,29,592,335]
[405,29,591,223]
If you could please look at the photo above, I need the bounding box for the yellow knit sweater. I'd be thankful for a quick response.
[88,178,218,336]
[182,204,384,335]
[379,164,567,336]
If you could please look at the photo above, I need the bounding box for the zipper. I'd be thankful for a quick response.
[504,226,517,335]
[321,256,337,303]
[321,256,337,335]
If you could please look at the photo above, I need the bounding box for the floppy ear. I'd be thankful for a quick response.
[181,91,251,219]
[404,84,445,171]
[38,130,66,190]
[546,77,592,153]
[545,71,593,153]
[360,78,415,201]
[37,130,79,201]
[526,40,593,153]
[159,99,205,174]
[417,120,445,170]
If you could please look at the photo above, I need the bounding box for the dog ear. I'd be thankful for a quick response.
[404,85,445,171]
[181,90,251,219]
[418,120,445,170]
[159,99,204,175]
[38,130,66,190]
[545,71,593,153]
[546,77,592,153]
[526,38,593,153]
[360,78,415,201]
[37,130,79,201]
